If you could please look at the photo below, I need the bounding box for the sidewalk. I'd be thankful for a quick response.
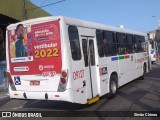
[0,91,9,99]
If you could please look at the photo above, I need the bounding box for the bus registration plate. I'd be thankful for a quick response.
[30,81,40,86]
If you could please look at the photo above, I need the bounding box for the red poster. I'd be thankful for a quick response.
[8,20,62,76]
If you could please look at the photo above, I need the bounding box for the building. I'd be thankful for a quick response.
[148,30,156,40]
[0,0,50,92]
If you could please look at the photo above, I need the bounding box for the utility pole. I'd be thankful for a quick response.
[22,0,28,20]
[158,17,160,29]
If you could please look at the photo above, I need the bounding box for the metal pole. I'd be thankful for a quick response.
[22,0,27,20]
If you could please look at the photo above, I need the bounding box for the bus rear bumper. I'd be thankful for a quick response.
[9,89,73,103]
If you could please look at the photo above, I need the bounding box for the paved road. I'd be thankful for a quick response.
[0,63,160,120]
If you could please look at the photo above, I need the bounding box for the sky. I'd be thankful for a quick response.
[30,0,160,33]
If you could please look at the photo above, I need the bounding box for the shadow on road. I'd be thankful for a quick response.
[21,64,160,112]
[23,99,92,111]
[0,97,10,107]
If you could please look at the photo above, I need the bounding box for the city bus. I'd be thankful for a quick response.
[6,16,150,104]
[155,29,160,59]
[149,40,158,63]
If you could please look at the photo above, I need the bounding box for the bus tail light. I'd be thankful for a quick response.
[61,78,66,84]
[61,71,67,78]
[8,73,16,91]
[58,69,68,92]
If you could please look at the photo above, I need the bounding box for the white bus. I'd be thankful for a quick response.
[149,40,158,63]
[6,16,150,104]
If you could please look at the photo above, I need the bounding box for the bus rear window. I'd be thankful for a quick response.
[68,26,81,60]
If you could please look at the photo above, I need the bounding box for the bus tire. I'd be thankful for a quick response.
[107,75,118,98]
[139,64,146,80]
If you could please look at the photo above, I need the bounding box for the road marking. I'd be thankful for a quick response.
[12,106,23,110]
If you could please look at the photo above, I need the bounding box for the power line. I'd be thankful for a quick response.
[30,0,47,18]
[28,0,66,11]
[48,0,69,16]
[59,2,80,18]
[46,0,80,18]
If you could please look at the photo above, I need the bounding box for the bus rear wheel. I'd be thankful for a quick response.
[107,75,118,98]
[139,64,146,80]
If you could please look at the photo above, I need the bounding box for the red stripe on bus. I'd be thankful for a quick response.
[125,55,130,59]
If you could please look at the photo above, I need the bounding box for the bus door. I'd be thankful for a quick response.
[81,37,98,99]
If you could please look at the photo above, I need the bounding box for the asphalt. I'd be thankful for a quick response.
[156,58,160,65]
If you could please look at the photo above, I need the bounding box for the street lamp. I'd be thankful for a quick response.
[158,17,160,29]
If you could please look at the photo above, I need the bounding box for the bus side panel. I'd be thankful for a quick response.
[136,52,145,78]
[70,58,87,104]
[98,57,117,96]
[118,54,136,86]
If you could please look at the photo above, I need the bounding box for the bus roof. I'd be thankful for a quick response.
[7,16,147,36]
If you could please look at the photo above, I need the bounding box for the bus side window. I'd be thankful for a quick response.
[96,29,104,57]
[89,40,95,66]
[68,26,81,60]
[135,35,142,53]
[102,31,117,56]
[126,34,134,53]
[117,33,126,55]
[140,36,146,52]
[82,39,88,67]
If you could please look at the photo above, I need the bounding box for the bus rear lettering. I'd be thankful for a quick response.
[73,69,84,80]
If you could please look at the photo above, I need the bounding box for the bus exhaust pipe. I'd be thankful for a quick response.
[23,93,27,99]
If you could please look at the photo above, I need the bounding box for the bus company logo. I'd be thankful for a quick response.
[39,65,43,71]
[39,65,54,71]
